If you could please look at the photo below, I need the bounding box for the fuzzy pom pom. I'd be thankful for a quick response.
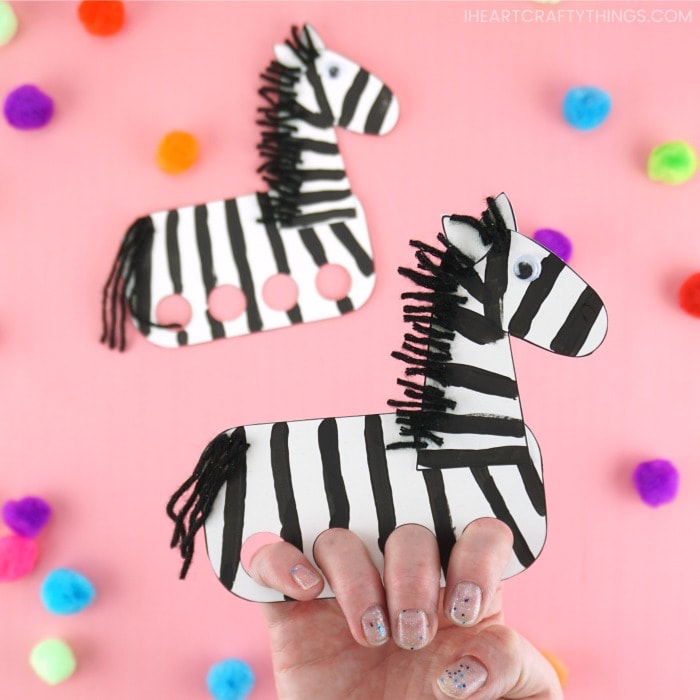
[2,496,51,538]
[633,459,679,507]
[679,273,700,318]
[207,659,255,700]
[78,0,124,36]
[30,639,77,685]
[157,131,200,174]
[3,85,54,129]
[648,141,697,184]
[41,568,96,614]
[562,86,611,131]
[0,1,18,46]
[533,229,572,263]
[0,534,38,581]
[540,650,569,688]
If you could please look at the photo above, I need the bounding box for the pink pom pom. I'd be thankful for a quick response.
[0,534,39,581]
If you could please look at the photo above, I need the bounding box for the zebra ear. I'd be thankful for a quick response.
[300,23,326,52]
[492,193,517,231]
[274,42,305,69]
[442,215,491,262]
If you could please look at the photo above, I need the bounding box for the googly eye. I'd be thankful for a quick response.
[513,254,542,281]
[328,65,340,78]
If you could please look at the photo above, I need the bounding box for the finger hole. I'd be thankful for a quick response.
[240,531,283,573]
[155,293,191,328]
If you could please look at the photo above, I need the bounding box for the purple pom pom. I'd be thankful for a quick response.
[533,229,572,263]
[3,85,54,129]
[633,459,679,507]
[2,496,52,538]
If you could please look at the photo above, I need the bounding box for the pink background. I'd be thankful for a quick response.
[2,1,699,697]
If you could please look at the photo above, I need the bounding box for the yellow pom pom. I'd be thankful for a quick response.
[156,131,199,174]
[540,650,569,688]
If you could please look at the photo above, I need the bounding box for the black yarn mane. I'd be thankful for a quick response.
[257,26,321,227]
[388,197,511,449]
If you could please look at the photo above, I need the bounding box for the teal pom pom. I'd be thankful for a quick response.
[207,659,255,700]
[41,568,96,614]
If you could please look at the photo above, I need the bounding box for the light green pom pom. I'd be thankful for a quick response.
[29,639,77,685]
[0,2,18,46]
[647,141,697,184]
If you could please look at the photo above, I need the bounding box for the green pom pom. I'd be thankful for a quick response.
[647,141,697,184]
[0,2,18,46]
[29,639,77,685]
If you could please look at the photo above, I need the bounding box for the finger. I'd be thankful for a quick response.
[433,625,563,700]
[384,524,441,651]
[313,528,390,647]
[247,540,324,601]
[444,518,513,627]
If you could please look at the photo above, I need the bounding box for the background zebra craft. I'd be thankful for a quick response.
[102,24,399,350]
[167,194,608,603]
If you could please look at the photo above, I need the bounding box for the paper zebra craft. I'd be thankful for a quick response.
[101,24,399,350]
[167,194,608,602]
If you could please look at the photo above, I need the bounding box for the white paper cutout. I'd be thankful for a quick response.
[169,194,608,602]
[102,24,399,350]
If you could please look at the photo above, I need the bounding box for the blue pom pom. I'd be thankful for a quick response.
[207,659,255,700]
[41,568,96,615]
[633,459,680,507]
[562,86,611,130]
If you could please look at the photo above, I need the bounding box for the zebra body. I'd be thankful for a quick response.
[170,193,608,602]
[103,24,399,350]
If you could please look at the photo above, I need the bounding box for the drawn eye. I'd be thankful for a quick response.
[328,65,340,78]
[513,254,542,281]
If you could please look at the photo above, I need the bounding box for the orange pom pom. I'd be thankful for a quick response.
[156,131,200,174]
[78,1,125,37]
[540,650,569,688]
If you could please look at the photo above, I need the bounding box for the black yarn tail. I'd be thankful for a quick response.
[100,216,155,351]
[166,429,249,579]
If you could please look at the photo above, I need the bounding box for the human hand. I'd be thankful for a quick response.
[249,518,563,699]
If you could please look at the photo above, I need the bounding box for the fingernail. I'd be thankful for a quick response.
[290,564,321,590]
[437,657,488,697]
[448,581,482,626]
[396,608,429,650]
[361,605,389,646]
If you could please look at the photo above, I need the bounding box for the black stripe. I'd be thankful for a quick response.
[133,221,153,339]
[444,364,519,399]
[299,228,353,314]
[470,466,536,568]
[256,193,302,325]
[550,287,604,356]
[460,267,484,304]
[339,68,369,127]
[417,446,532,470]
[224,199,263,333]
[420,413,525,438]
[483,243,510,323]
[296,189,352,206]
[291,208,357,227]
[295,138,340,155]
[298,169,347,182]
[508,255,565,338]
[165,211,188,345]
[364,415,396,553]
[195,205,225,340]
[218,427,248,590]
[318,418,350,529]
[365,86,393,134]
[517,459,546,517]
[452,307,504,344]
[422,469,455,576]
[330,222,374,276]
[270,423,303,550]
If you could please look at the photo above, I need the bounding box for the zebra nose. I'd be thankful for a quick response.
[377,93,399,135]
[576,301,608,357]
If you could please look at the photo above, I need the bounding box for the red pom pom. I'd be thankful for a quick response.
[679,273,700,318]
[78,1,125,37]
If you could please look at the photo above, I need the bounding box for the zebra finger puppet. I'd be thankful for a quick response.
[102,24,399,351]
[167,194,608,602]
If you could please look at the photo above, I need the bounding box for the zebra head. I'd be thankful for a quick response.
[442,194,608,357]
[272,24,399,136]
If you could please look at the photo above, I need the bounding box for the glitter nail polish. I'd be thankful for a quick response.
[396,608,429,650]
[290,564,321,590]
[448,581,482,626]
[361,605,389,645]
[437,657,488,697]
